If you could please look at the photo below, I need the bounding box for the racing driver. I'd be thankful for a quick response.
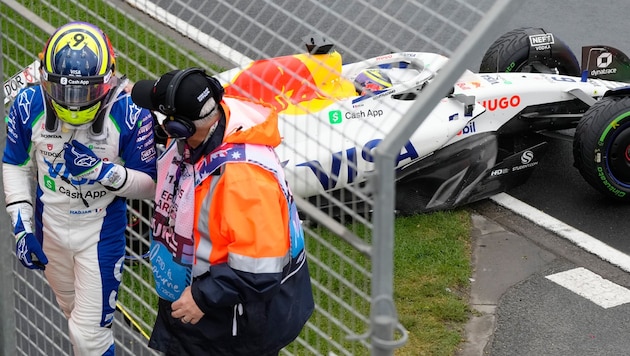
[2,21,157,356]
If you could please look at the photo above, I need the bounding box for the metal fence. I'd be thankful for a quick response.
[0,0,519,354]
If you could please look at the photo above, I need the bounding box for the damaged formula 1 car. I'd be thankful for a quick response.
[216,27,630,215]
[5,27,630,217]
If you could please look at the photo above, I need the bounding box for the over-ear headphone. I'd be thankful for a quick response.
[161,67,225,139]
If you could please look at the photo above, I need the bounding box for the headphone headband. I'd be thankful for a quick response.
[164,67,206,115]
[160,67,225,139]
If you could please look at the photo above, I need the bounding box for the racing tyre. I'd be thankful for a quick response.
[573,96,630,201]
[479,27,581,75]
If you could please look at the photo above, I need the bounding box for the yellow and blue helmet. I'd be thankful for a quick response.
[40,21,116,125]
[354,68,393,95]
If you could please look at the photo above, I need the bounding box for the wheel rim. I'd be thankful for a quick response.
[605,122,630,187]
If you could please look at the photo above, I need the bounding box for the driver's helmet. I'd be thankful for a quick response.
[354,68,392,95]
[40,21,116,125]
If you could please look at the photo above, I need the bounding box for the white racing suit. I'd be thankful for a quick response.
[2,81,157,356]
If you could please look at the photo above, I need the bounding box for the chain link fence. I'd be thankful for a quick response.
[1,0,519,354]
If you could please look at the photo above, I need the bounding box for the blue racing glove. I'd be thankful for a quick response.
[8,204,47,270]
[64,139,110,179]
[15,232,48,270]
[63,139,127,189]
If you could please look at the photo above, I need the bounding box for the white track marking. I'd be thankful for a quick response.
[491,193,630,273]
[546,267,630,308]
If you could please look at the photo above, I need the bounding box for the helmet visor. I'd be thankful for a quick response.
[41,70,112,107]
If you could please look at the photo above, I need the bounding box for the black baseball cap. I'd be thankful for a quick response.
[131,68,224,120]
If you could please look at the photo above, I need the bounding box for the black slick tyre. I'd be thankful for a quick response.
[573,96,630,201]
[479,27,580,75]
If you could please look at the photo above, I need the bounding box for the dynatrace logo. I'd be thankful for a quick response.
[329,110,342,124]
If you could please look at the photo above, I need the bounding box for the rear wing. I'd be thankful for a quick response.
[3,60,41,106]
[582,45,630,82]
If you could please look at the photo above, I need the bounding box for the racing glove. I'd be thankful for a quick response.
[15,232,48,270]
[7,202,47,270]
[63,139,128,190]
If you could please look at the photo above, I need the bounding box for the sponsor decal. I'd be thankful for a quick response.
[126,103,142,130]
[61,77,90,86]
[45,159,98,186]
[17,91,32,124]
[490,168,510,177]
[449,113,459,121]
[6,114,19,144]
[511,151,538,171]
[591,67,618,76]
[136,131,152,143]
[197,87,210,102]
[550,76,577,83]
[351,88,394,104]
[138,119,153,135]
[141,147,157,162]
[457,122,476,136]
[59,186,107,199]
[480,95,520,111]
[70,149,100,168]
[330,108,389,123]
[44,175,56,191]
[480,75,500,85]
[39,150,61,158]
[345,109,384,120]
[591,52,617,76]
[480,74,511,85]
[456,81,481,90]
[329,110,343,124]
[89,144,108,153]
[375,54,393,61]
[597,52,612,68]
[597,166,626,197]
[529,33,554,51]
[296,139,419,190]
[490,151,537,177]
[140,139,155,149]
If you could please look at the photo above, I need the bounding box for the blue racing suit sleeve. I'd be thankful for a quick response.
[104,93,157,199]
[115,95,157,180]
[3,87,41,166]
